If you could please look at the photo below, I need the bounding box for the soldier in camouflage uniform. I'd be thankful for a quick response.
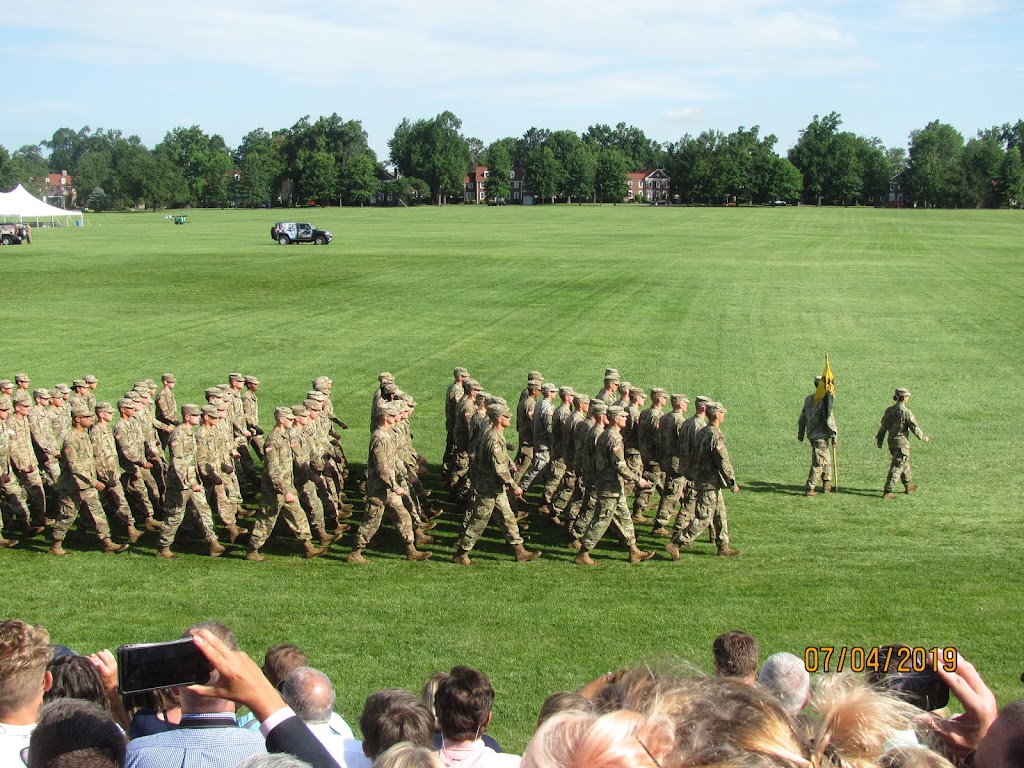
[454,402,541,565]
[567,401,607,545]
[0,380,12,398]
[131,386,167,512]
[513,378,541,485]
[82,375,98,413]
[50,405,129,556]
[443,367,470,482]
[798,376,838,496]
[68,380,90,414]
[673,396,712,542]
[8,392,46,531]
[667,402,741,559]
[393,399,435,545]
[575,406,654,565]
[155,373,180,448]
[13,374,30,396]
[290,404,342,548]
[520,382,557,493]
[538,386,575,520]
[0,396,25,546]
[90,401,140,543]
[876,388,929,498]
[550,394,589,521]
[29,389,61,493]
[450,379,482,505]
[304,398,348,532]
[313,376,350,487]
[227,373,259,486]
[50,386,71,445]
[114,398,159,530]
[594,369,620,406]
[157,404,225,558]
[241,376,264,459]
[348,401,432,564]
[652,394,689,536]
[622,386,645,501]
[633,388,667,522]
[196,403,241,539]
[247,407,327,561]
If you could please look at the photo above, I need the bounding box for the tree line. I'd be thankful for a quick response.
[1,111,1021,210]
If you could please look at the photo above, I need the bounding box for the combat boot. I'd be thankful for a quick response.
[512,544,542,562]
[823,482,833,493]
[101,538,129,554]
[406,544,433,561]
[144,517,162,531]
[347,549,368,564]
[418,520,437,532]
[567,538,582,551]
[49,542,67,556]
[303,541,328,560]
[804,489,819,497]
[226,525,244,545]
[536,503,552,517]
[336,508,353,520]
[665,542,680,561]
[245,549,266,562]
[550,515,564,527]
[127,525,143,543]
[155,546,175,559]
[882,490,897,499]
[904,483,919,494]
[628,546,655,563]
[209,541,226,558]
[574,551,597,566]
[717,547,741,557]
[453,548,473,566]
[651,527,672,537]
[334,523,351,537]
[632,512,652,524]
[414,530,435,546]
[0,537,17,549]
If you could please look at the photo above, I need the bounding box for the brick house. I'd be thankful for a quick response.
[44,170,75,208]
[626,168,670,201]
[464,165,527,203]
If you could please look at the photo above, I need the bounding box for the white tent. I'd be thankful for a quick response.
[0,184,83,226]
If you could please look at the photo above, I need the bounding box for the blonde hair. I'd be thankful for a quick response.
[372,742,443,768]
[878,746,956,768]
[523,709,673,768]
[0,620,52,714]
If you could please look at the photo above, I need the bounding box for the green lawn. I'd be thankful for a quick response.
[1,204,1022,750]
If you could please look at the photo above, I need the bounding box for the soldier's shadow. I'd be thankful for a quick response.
[744,480,881,498]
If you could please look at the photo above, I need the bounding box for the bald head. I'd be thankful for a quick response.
[280,667,336,725]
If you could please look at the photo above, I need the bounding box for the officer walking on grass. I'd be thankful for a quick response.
[877,387,929,499]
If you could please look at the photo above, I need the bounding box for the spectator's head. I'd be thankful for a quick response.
[178,622,237,714]
[236,756,312,768]
[359,689,434,760]
[262,644,309,688]
[879,746,956,768]
[0,620,53,723]
[522,709,673,768]
[974,698,1024,768]
[435,666,494,742]
[421,672,449,731]
[44,655,109,712]
[757,652,811,717]
[712,631,759,684]
[536,691,595,729]
[371,742,444,768]
[27,698,125,768]
[280,667,335,725]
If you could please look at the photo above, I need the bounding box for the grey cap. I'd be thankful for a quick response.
[454,367,469,377]
[487,402,511,419]
[228,372,244,382]
[527,379,541,390]
[14,373,29,383]
[618,381,632,392]
[143,379,156,389]
[378,371,395,383]
[12,391,31,406]
[528,370,544,381]
[162,373,176,383]
[202,404,222,418]
[591,401,607,416]
[575,394,591,405]
[72,379,88,389]
[83,374,98,384]
[895,387,911,398]
[670,393,689,407]
[304,399,323,412]
[706,401,727,416]
[541,382,557,395]
[306,390,326,402]
[70,404,93,419]
[312,376,332,390]
[0,380,12,389]
[650,387,668,399]
[95,401,115,415]
[275,406,295,421]
[55,383,70,394]
[558,386,576,397]
[695,396,712,407]
[0,395,11,410]
[117,398,136,411]
[49,388,63,400]
[205,387,222,399]
[33,388,50,399]
[379,401,403,417]
[291,404,309,417]
[244,375,260,385]
[181,403,201,418]
[607,405,626,419]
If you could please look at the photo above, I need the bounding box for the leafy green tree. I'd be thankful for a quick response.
[483,142,511,200]
[85,187,109,211]
[854,137,893,203]
[594,147,628,202]
[512,127,551,168]
[340,151,380,206]
[74,149,114,205]
[563,143,597,203]
[42,127,94,176]
[998,146,1024,207]
[0,145,14,190]
[668,131,727,204]
[8,145,49,195]
[481,137,516,169]
[765,156,803,202]
[584,122,661,171]
[388,111,472,205]
[961,135,1004,208]
[905,120,967,208]
[523,145,561,203]
[109,135,153,208]
[298,150,338,205]
[826,132,863,205]
[788,112,843,205]
[234,128,286,207]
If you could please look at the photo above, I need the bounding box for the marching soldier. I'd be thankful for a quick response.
[653,394,689,536]
[114,398,160,531]
[155,373,181,447]
[241,375,264,458]
[0,396,25,546]
[877,387,929,498]
[798,376,838,496]
[196,403,242,541]
[8,392,46,532]
[632,388,667,523]
[90,401,140,542]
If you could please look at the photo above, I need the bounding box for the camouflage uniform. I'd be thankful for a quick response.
[291,413,327,537]
[580,415,645,554]
[673,401,710,540]
[7,405,46,526]
[0,400,29,535]
[442,368,468,479]
[654,400,688,530]
[450,383,480,501]
[90,410,132,531]
[539,390,575,511]
[622,391,644,497]
[513,383,539,484]
[798,392,837,492]
[196,417,238,529]
[458,421,525,552]
[249,423,315,552]
[241,379,264,458]
[133,401,166,511]
[114,409,157,525]
[52,427,114,545]
[675,411,736,552]
[876,393,927,493]
[156,380,180,448]
[633,394,665,516]
[29,397,61,489]
[160,417,219,549]
[227,377,259,485]
[352,419,415,553]
[569,404,608,541]
[520,387,556,491]
[551,399,588,517]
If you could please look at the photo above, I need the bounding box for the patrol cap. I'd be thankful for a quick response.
[125,391,143,402]
[606,405,625,419]
[71,404,93,419]
[590,401,607,416]
[304,399,323,411]
[378,372,394,383]
[0,380,12,389]
[632,388,646,399]
[706,401,727,416]
[12,391,31,406]
[528,370,544,382]
[381,382,398,396]
[72,379,88,389]
[575,394,591,405]
[490,395,508,406]
[454,367,469,377]
[894,387,911,398]
[541,382,557,395]
[14,373,29,383]
[133,384,150,395]
[312,376,332,390]
[244,375,260,386]
[558,386,576,397]
[604,368,619,378]
[202,404,221,418]
[274,406,295,421]
[162,373,176,383]
[618,381,632,392]
[650,387,668,399]
[117,398,136,411]
[487,402,511,420]
[181,403,201,418]
[306,390,326,402]
[379,401,403,417]
[466,379,482,392]
[49,388,63,400]
[144,379,157,389]
[0,395,12,410]
[527,379,541,390]
[134,380,149,390]
[33,388,50,399]
[83,374,98,384]
[228,372,244,383]
[55,383,70,394]
[205,387,222,399]
[670,393,689,407]
[695,396,712,408]
[291,404,309,417]
[95,401,114,415]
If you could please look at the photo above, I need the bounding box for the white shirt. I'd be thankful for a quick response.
[303,726,370,768]
[0,722,36,768]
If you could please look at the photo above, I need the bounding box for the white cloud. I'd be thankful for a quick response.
[664,107,708,123]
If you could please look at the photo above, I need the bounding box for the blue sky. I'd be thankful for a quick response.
[3,0,1021,163]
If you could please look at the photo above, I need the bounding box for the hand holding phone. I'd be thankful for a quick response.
[117,638,212,695]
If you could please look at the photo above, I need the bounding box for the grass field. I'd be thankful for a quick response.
[1,204,1022,750]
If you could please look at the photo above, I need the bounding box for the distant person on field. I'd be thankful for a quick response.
[877,387,929,499]
[798,375,838,496]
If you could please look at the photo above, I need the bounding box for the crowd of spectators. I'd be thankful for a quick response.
[1,619,1019,768]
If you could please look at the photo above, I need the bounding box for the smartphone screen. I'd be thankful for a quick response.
[117,638,212,694]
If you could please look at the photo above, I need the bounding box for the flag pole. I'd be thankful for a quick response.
[832,441,839,491]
